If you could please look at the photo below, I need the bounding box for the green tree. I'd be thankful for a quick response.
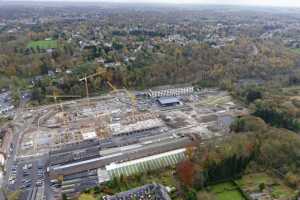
[259,183,265,191]
[62,194,68,200]
[246,89,262,103]
[32,87,44,103]
[186,189,197,200]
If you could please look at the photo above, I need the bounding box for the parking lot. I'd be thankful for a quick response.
[7,158,48,199]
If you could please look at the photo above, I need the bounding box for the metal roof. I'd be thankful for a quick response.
[157,97,180,105]
[105,148,186,171]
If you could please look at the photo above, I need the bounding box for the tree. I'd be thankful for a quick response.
[259,183,265,191]
[93,186,101,194]
[246,88,262,103]
[186,188,197,200]
[62,194,68,200]
[11,87,20,106]
[32,87,44,103]
[285,172,300,188]
[230,117,246,132]
[185,146,195,160]
[177,160,195,187]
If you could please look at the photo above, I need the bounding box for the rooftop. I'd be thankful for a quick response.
[106,148,186,171]
[157,96,181,105]
[105,184,171,200]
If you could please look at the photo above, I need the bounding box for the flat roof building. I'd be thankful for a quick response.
[157,97,181,107]
[148,86,194,98]
[49,139,100,166]
[110,118,164,136]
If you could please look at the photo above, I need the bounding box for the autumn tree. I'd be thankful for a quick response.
[176,160,195,187]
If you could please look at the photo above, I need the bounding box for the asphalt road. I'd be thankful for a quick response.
[2,97,48,200]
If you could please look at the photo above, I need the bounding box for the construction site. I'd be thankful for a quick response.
[12,80,248,198]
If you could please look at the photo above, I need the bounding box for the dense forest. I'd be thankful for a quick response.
[1,35,299,106]
[173,115,300,199]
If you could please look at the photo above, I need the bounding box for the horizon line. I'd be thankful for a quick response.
[1,0,300,9]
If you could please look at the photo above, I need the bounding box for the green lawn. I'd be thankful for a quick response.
[236,173,273,191]
[198,95,231,106]
[215,190,245,200]
[27,39,58,49]
[271,184,296,199]
[291,48,300,54]
[210,182,245,200]
[236,173,296,199]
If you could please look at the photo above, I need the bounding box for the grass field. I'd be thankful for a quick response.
[210,182,245,200]
[236,173,296,199]
[291,48,300,54]
[282,85,300,94]
[27,39,58,49]
[198,95,232,106]
[236,173,273,191]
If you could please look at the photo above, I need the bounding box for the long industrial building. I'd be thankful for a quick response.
[48,139,100,166]
[148,86,194,98]
[110,118,164,136]
[106,148,186,177]
[60,149,186,197]
[47,135,193,179]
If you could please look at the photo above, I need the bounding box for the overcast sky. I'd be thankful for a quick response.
[98,0,300,7]
[2,0,300,8]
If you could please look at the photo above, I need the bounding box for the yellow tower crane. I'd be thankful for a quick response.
[106,81,118,92]
[79,68,106,105]
[106,81,137,114]
[123,87,137,114]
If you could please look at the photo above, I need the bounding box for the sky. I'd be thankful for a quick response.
[99,0,300,7]
[2,0,300,8]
